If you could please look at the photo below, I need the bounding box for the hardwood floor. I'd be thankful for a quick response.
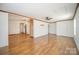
[0,34,78,55]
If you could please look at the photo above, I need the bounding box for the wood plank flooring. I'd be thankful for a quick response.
[0,34,78,55]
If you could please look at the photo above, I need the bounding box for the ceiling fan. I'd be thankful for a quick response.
[45,17,53,20]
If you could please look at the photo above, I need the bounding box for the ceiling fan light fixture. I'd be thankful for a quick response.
[45,17,53,20]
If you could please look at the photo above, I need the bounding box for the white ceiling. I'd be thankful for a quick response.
[0,3,77,22]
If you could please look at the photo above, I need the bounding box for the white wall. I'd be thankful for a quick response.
[33,20,48,38]
[74,6,79,50]
[56,20,74,37]
[8,14,30,35]
[49,23,56,34]
[0,12,8,47]
[9,21,20,34]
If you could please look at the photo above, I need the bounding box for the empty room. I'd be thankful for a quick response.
[0,3,79,55]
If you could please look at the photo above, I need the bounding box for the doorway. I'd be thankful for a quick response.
[20,23,27,34]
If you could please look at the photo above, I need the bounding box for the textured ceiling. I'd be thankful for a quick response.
[0,3,77,22]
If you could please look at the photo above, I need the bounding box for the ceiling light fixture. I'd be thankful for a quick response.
[45,17,53,20]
